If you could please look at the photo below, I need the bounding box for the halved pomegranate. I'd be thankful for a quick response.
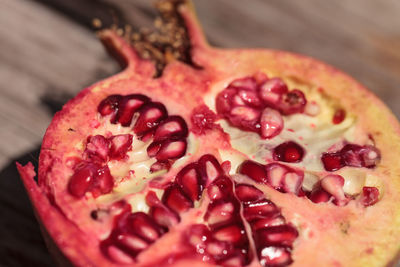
[17,0,400,266]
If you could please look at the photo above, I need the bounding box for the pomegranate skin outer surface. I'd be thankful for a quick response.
[17,1,400,267]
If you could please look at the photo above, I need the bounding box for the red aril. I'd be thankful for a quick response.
[16,1,400,266]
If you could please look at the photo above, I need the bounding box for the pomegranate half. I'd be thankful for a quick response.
[17,1,400,266]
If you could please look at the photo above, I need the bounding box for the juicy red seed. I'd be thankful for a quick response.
[273,141,304,163]
[333,109,346,124]
[149,161,171,173]
[238,160,268,184]
[91,165,114,197]
[116,94,150,126]
[229,106,261,131]
[175,163,202,201]
[254,225,298,247]
[186,224,211,247]
[235,184,264,203]
[205,201,236,227]
[259,77,288,106]
[133,102,168,135]
[162,184,193,214]
[341,144,381,168]
[198,154,223,184]
[228,76,258,91]
[260,107,284,139]
[191,104,218,135]
[238,89,262,107]
[109,134,133,160]
[308,188,331,203]
[251,216,286,231]
[341,144,363,167]
[321,152,344,171]
[243,199,279,221]
[147,141,162,157]
[153,115,188,141]
[155,138,187,161]
[361,186,379,207]
[258,246,292,267]
[84,135,110,162]
[68,162,113,198]
[149,206,180,228]
[207,176,234,201]
[216,88,238,115]
[279,89,307,115]
[360,146,381,168]
[98,94,122,120]
[125,212,163,242]
[212,224,246,245]
[68,164,95,197]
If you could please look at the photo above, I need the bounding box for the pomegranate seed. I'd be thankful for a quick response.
[238,89,262,107]
[235,184,264,203]
[360,186,379,207]
[68,162,113,198]
[341,144,363,167]
[279,89,307,115]
[258,246,292,267]
[320,175,348,206]
[206,240,233,257]
[115,94,150,126]
[147,141,162,157]
[146,191,180,228]
[219,254,245,267]
[243,199,279,221]
[109,134,133,160]
[153,115,188,141]
[321,152,344,171]
[149,161,171,173]
[155,138,187,161]
[176,163,202,201]
[308,188,331,203]
[273,141,305,163]
[207,176,234,201]
[97,94,122,122]
[68,163,95,197]
[260,107,284,139]
[333,109,346,124]
[259,78,288,107]
[133,102,168,136]
[212,225,245,244]
[84,135,110,163]
[102,244,135,264]
[162,184,193,214]
[206,201,235,226]
[126,212,163,242]
[254,225,298,247]
[360,146,381,168]
[265,163,288,190]
[150,206,180,228]
[117,233,149,251]
[198,154,223,184]
[216,88,238,115]
[251,216,286,230]
[282,172,304,195]
[191,104,218,135]
[229,76,258,91]
[186,224,211,248]
[238,160,268,184]
[229,106,260,129]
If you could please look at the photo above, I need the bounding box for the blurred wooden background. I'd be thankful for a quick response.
[0,0,399,266]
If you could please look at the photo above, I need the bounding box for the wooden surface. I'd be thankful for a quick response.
[0,0,400,266]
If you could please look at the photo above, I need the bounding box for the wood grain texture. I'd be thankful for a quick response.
[0,0,399,266]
